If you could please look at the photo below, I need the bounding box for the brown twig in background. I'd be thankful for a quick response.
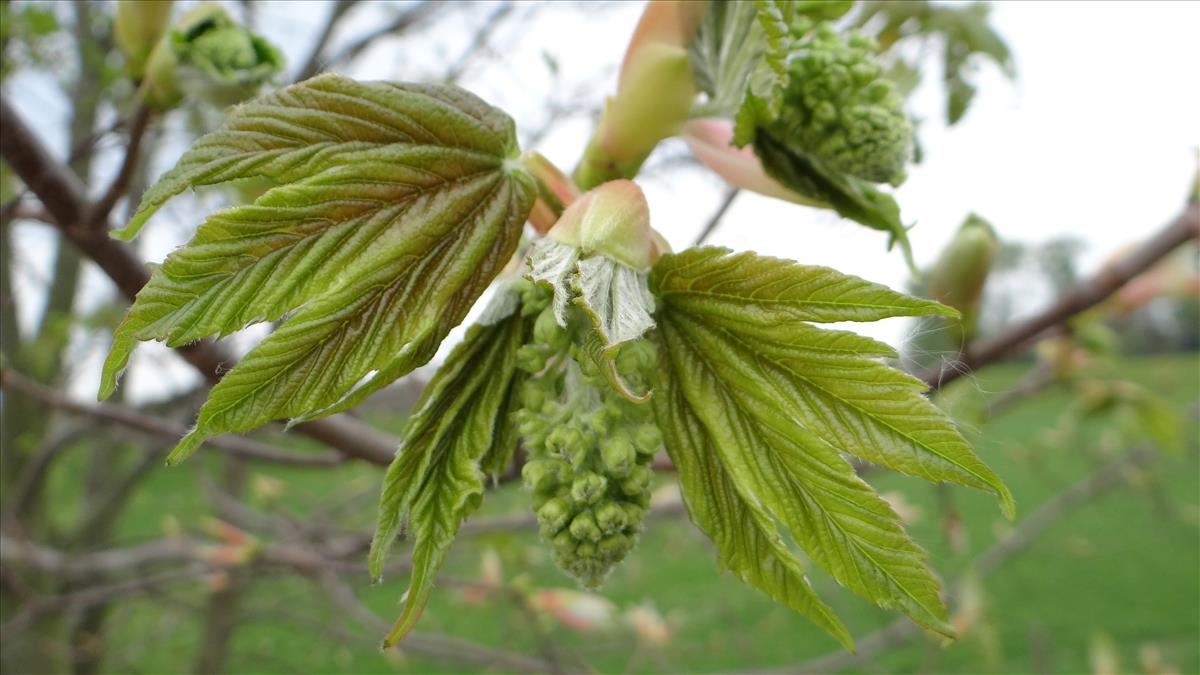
[0,369,344,468]
[443,1,515,84]
[692,187,740,247]
[922,202,1199,390]
[293,0,361,82]
[87,103,152,226]
[321,0,445,73]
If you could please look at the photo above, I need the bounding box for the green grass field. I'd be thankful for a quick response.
[88,353,1199,674]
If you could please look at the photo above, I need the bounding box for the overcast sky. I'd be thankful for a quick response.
[8,0,1199,402]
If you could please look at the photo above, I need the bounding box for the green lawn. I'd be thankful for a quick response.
[90,353,1199,673]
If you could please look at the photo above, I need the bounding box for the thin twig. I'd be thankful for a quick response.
[443,2,515,84]
[87,103,152,226]
[692,188,739,246]
[294,0,360,82]
[0,369,344,467]
[322,1,444,71]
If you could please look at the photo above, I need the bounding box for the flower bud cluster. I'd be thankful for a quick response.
[512,284,661,588]
[765,22,912,186]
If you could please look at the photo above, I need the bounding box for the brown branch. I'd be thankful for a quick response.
[692,187,739,247]
[0,93,399,466]
[322,0,444,72]
[443,2,515,84]
[922,203,1199,390]
[294,0,360,82]
[784,444,1159,674]
[87,104,152,227]
[0,369,344,468]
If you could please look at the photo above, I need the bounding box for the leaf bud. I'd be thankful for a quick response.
[115,0,174,79]
[548,180,656,272]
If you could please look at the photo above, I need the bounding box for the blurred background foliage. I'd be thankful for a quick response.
[1,1,1197,674]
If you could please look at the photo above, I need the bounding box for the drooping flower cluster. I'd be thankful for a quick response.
[512,281,660,589]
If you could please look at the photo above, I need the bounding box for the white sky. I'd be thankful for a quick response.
[7,0,1199,402]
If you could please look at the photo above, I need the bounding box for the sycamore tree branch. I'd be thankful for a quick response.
[0,94,399,466]
[785,443,1159,675]
[1,532,556,673]
[922,202,1199,390]
[443,1,515,84]
[322,0,445,72]
[0,369,343,468]
[87,103,152,227]
[294,0,360,82]
[692,187,740,246]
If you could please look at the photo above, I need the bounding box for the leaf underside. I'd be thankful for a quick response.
[98,74,535,463]
[370,311,526,647]
[651,246,1013,642]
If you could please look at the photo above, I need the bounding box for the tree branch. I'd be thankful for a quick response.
[692,187,739,247]
[0,369,344,468]
[322,1,444,72]
[294,0,360,83]
[922,202,1199,390]
[443,2,515,84]
[0,94,399,466]
[86,103,152,227]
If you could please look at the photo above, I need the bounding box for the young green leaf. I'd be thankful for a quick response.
[98,74,535,462]
[661,313,953,636]
[651,246,1013,636]
[651,246,956,325]
[370,310,527,647]
[654,350,854,650]
[753,130,916,269]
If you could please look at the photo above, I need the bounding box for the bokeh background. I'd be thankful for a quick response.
[2,1,1197,673]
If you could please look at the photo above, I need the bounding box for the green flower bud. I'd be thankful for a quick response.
[516,344,548,373]
[533,306,568,350]
[600,436,636,478]
[620,465,653,497]
[621,503,645,529]
[115,0,174,79]
[763,23,912,186]
[632,423,662,456]
[537,498,572,536]
[595,502,629,535]
[522,459,552,492]
[569,511,603,543]
[552,530,577,555]
[597,534,632,563]
[571,473,608,506]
